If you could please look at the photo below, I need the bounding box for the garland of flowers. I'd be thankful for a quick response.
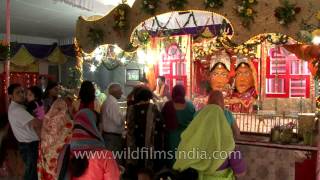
[193,33,289,59]
[274,0,301,25]
[87,28,104,46]
[113,4,130,31]
[204,0,224,9]
[132,29,150,46]
[167,0,188,10]
[68,39,83,89]
[235,0,257,28]
[0,41,9,60]
[193,40,222,59]
[141,0,158,15]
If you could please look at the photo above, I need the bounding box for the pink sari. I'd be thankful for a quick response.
[37,99,73,180]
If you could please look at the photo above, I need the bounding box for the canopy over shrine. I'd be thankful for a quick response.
[75,0,320,53]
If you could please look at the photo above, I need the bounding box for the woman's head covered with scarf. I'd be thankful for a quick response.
[208,90,224,109]
[162,85,186,130]
[172,84,186,104]
[63,109,106,178]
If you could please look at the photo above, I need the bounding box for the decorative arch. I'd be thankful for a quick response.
[75,0,320,53]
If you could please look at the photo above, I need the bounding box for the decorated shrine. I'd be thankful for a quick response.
[50,0,320,179]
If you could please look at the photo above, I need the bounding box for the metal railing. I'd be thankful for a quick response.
[233,113,299,134]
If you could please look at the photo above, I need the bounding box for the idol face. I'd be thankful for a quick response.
[210,63,230,91]
[235,63,254,93]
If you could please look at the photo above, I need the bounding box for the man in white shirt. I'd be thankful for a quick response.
[7,84,41,180]
[101,83,124,155]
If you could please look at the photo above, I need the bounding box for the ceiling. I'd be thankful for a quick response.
[0,0,128,40]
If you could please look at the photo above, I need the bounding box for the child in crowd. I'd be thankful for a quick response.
[26,86,45,121]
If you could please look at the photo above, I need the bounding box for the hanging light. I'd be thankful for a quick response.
[146,51,156,65]
[94,48,104,63]
[90,64,97,72]
[144,66,150,73]
[137,49,146,64]
[120,57,127,64]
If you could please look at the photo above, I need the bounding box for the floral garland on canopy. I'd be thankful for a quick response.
[113,4,130,31]
[87,28,104,46]
[141,0,158,14]
[193,33,289,63]
[235,0,257,28]
[69,39,83,89]
[274,0,301,25]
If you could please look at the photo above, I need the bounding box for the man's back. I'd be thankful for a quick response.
[101,95,123,134]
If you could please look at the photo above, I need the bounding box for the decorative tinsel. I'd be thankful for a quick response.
[113,4,130,31]
[204,0,224,9]
[87,28,104,46]
[141,0,158,15]
[274,0,301,25]
[235,0,257,28]
[167,0,188,10]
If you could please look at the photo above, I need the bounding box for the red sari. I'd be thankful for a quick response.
[37,99,73,180]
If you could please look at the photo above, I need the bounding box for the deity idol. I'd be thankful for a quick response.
[229,58,258,113]
[209,51,232,98]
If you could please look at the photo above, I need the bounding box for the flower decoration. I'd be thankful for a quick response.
[0,41,9,60]
[113,4,130,31]
[274,0,301,25]
[87,28,104,46]
[266,33,288,45]
[193,40,220,60]
[167,0,188,10]
[235,0,258,28]
[204,0,224,9]
[141,0,158,14]
[132,29,150,46]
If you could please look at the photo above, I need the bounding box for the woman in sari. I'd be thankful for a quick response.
[59,81,120,180]
[126,88,165,177]
[37,98,73,180]
[161,85,195,167]
[208,91,240,139]
[173,95,246,179]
